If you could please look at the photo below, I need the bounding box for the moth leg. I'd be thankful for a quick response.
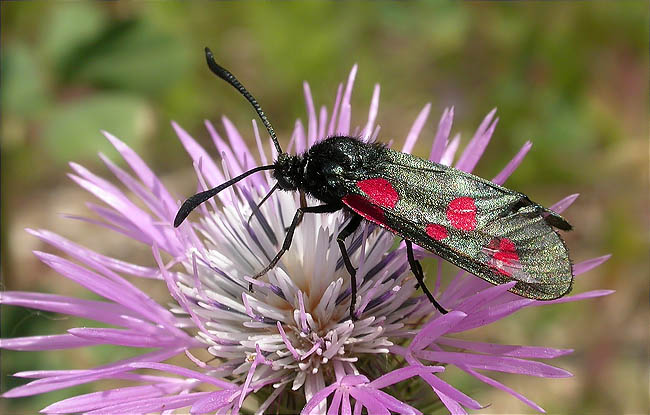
[250,203,341,291]
[284,191,309,232]
[405,240,448,315]
[336,215,363,320]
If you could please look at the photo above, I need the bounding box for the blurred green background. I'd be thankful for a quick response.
[1,2,647,414]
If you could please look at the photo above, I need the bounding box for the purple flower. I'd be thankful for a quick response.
[2,65,612,414]
[301,366,444,415]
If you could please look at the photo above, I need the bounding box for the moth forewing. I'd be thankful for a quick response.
[339,144,574,301]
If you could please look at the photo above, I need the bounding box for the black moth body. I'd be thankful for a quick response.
[175,48,574,319]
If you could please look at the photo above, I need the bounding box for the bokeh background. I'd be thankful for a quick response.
[2,2,647,414]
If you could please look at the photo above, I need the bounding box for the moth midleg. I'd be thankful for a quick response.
[249,203,341,291]
[405,240,448,315]
[336,215,363,319]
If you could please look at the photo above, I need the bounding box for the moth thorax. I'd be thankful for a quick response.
[273,153,305,191]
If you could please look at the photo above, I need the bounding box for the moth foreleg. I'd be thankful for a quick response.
[336,215,363,320]
[250,203,341,291]
[405,240,448,315]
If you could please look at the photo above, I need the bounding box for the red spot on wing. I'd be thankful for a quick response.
[425,224,448,240]
[447,197,477,231]
[356,178,399,209]
[342,194,395,231]
[485,238,521,277]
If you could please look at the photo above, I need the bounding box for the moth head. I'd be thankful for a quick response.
[273,153,304,191]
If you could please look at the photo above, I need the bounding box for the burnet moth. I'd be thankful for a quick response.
[174,48,574,319]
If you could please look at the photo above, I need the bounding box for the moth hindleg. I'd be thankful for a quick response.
[336,215,363,320]
[405,240,448,315]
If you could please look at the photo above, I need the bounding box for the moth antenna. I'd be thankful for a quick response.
[174,164,276,227]
[204,47,283,155]
[247,182,280,225]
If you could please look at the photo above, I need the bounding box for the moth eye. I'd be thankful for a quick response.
[425,223,448,240]
[356,178,399,209]
[446,197,477,231]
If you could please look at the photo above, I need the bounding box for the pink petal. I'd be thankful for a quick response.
[69,162,122,197]
[327,83,343,136]
[318,106,328,142]
[85,392,209,415]
[190,389,238,414]
[549,193,579,213]
[337,65,357,135]
[304,82,318,147]
[369,365,443,388]
[429,107,454,163]
[28,228,160,278]
[127,362,234,389]
[172,121,225,188]
[33,252,143,309]
[416,350,572,377]
[374,389,422,415]
[68,174,169,251]
[5,366,143,398]
[361,84,380,140]
[451,298,534,332]
[437,391,469,415]
[0,291,142,327]
[153,247,221,343]
[403,354,479,411]
[252,120,270,167]
[492,141,532,185]
[301,383,338,415]
[4,347,189,398]
[33,252,181,333]
[340,375,369,386]
[81,204,153,245]
[342,390,352,415]
[276,321,299,359]
[462,367,546,413]
[440,133,460,166]
[327,388,343,415]
[99,153,170,222]
[436,338,573,359]
[402,103,431,154]
[453,282,517,313]
[574,255,611,276]
[353,398,361,415]
[256,384,286,415]
[222,116,258,174]
[348,387,390,415]
[0,334,99,351]
[102,131,177,218]
[67,328,178,348]
[16,350,188,382]
[455,108,498,173]
[238,344,266,410]
[42,383,186,413]
[410,311,467,351]
[419,371,481,410]
[533,290,614,305]
[206,119,244,178]
[291,118,307,154]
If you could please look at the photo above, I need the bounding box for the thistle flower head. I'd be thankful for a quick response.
[2,65,612,414]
